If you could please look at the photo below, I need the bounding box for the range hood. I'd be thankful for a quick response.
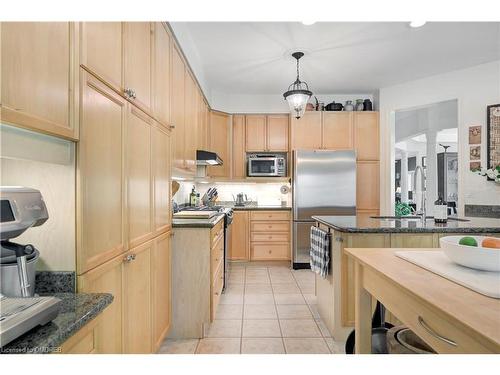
[196,150,223,166]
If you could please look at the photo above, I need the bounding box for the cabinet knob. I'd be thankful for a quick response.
[124,254,133,263]
[170,124,176,129]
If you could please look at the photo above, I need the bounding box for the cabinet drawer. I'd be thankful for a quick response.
[251,243,290,260]
[251,221,290,232]
[250,211,290,221]
[251,232,289,242]
[211,220,224,247]
[211,237,224,281]
[211,263,224,321]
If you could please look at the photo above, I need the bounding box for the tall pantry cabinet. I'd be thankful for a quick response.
[76,22,174,354]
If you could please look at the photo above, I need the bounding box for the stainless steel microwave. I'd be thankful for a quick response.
[247,154,286,177]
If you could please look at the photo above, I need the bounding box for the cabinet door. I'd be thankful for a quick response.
[127,106,153,248]
[245,115,267,151]
[267,115,289,151]
[197,91,207,151]
[354,112,379,160]
[184,71,197,172]
[232,115,246,178]
[80,22,123,92]
[356,161,380,210]
[322,112,353,150]
[123,241,152,354]
[152,124,171,234]
[1,22,77,139]
[152,22,171,127]
[151,232,172,351]
[77,255,123,353]
[78,72,126,274]
[124,22,152,114]
[230,211,249,260]
[291,111,322,150]
[171,44,186,170]
[208,111,231,178]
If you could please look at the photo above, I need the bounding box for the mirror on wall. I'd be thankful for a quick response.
[393,99,458,216]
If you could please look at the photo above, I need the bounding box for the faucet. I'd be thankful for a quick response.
[413,165,427,225]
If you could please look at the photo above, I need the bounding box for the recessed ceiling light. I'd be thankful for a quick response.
[409,21,426,28]
[302,21,316,26]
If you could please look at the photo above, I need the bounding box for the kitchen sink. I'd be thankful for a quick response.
[370,216,470,222]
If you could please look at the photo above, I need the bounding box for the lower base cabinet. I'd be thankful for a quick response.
[77,231,171,354]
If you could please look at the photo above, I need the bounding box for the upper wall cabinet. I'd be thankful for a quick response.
[245,114,289,152]
[322,112,353,150]
[124,22,153,114]
[80,22,123,93]
[171,44,186,171]
[208,111,231,178]
[291,111,322,150]
[152,23,171,128]
[0,22,78,140]
[266,115,289,151]
[245,115,267,152]
[184,71,198,172]
[232,115,246,178]
[354,112,379,161]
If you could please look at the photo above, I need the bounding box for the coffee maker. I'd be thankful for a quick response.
[0,187,61,347]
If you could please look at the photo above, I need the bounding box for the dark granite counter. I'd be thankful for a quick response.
[1,292,113,354]
[313,214,500,233]
[172,212,225,228]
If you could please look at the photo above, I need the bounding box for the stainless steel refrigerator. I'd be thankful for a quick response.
[292,150,356,268]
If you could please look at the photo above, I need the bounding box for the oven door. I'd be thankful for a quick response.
[248,158,278,176]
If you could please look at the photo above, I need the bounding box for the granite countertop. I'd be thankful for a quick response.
[172,212,225,228]
[1,292,113,354]
[217,201,292,211]
[313,214,500,233]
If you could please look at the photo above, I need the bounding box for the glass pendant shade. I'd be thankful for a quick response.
[282,52,313,119]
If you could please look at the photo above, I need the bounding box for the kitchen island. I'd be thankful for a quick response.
[312,213,500,340]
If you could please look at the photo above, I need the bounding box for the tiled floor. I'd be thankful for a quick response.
[158,262,346,354]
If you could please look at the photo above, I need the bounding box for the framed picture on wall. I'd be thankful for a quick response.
[487,104,500,169]
[468,125,481,144]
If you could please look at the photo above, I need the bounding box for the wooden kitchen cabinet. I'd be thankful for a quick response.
[354,112,379,160]
[197,91,208,151]
[184,71,198,172]
[152,123,172,235]
[80,22,123,92]
[171,44,186,170]
[77,254,124,353]
[230,211,249,260]
[322,112,353,150]
[127,106,153,248]
[78,72,126,274]
[151,232,172,351]
[250,210,291,261]
[123,22,153,114]
[267,115,289,151]
[123,240,153,354]
[208,111,231,178]
[246,115,267,151]
[232,115,247,178]
[153,22,171,128]
[291,111,322,150]
[0,22,78,140]
[356,161,380,211]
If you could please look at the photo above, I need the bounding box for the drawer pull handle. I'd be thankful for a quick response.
[417,316,457,347]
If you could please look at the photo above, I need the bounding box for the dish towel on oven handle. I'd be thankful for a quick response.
[310,226,330,278]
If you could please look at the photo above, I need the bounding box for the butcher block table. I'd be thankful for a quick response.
[345,248,500,354]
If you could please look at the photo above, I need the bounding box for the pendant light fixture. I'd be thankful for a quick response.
[283,51,312,119]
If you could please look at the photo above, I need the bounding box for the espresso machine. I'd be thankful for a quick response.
[0,187,61,347]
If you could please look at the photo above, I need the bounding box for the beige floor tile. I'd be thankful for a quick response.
[245,274,271,284]
[308,304,321,319]
[292,270,315,282]
[205,320,242,338]
[284,338,330,354]
[280,319,321,337]
[274,294,306,305]
[244,293,275,305]
[241,338,285,354]
[315,319,332,337]
[270,274,296,284]
[276,304,313,319]
[243,319,281,337]
[303,294,317,305]
[298,283,315,294]
[245,283,273,294]
[196,338,241,354]
[215,304,243,320]
[246,268,268,277]
[244,304,278,319]
[225,283,244,294]
[325,338,346,354]
[220,293,244,305]
[228,273,245,284]
[157,339,199,354]
[272,283,301,294]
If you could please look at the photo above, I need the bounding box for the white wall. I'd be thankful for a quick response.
[0,124,76,271]
[379,60,500,216]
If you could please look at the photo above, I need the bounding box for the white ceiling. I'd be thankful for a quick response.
[171,22,500,96]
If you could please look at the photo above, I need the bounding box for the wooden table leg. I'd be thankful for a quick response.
[355,262,372,354]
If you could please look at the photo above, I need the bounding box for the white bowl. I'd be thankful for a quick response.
[439,236,500,272]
